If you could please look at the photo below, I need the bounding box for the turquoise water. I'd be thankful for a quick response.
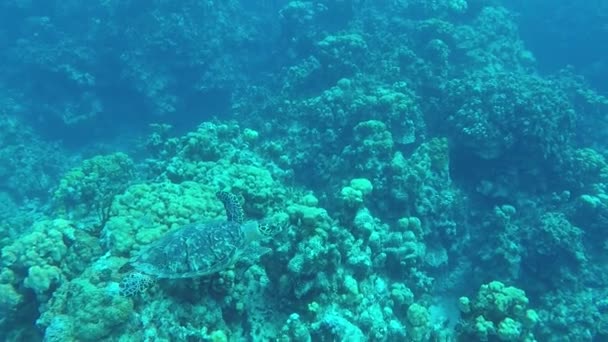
[0,1,606,341]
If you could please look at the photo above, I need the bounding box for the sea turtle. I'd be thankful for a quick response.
[118,191,283,296]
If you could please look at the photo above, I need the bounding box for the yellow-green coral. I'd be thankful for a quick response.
[458,281,538,341]
[104,181,221,255]
[105,160,286,257]
[1,219,74,270]
[390,282,415,308]
[1,218,102,308]
[406,303,431,341]
[23,265,62,298]
[407,303,429,327]
[52,152,134,219]
[39,278,133,341]
[353,120,394,155]
[475,281,528,318]
[286,194,333,235]
[0,283,23,312]
[497,317,522,341]
[341,178,374,207]
[162,157,285,216]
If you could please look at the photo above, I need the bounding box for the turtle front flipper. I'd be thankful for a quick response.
[216,191,244,224]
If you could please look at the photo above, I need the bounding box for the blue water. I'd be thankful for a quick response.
[0,1,606,341]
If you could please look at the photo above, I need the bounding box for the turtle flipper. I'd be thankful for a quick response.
[239,244,272,264]
[119,272,155,296]
[216,191,244,224]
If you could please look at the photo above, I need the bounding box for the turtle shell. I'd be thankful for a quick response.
[130,220,245,279]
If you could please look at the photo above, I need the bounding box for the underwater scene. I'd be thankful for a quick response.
[1,0,607,341]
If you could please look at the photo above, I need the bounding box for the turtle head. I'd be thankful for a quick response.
[258,212,289,237]
[257,220,283,237]
[241,216,286,242]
